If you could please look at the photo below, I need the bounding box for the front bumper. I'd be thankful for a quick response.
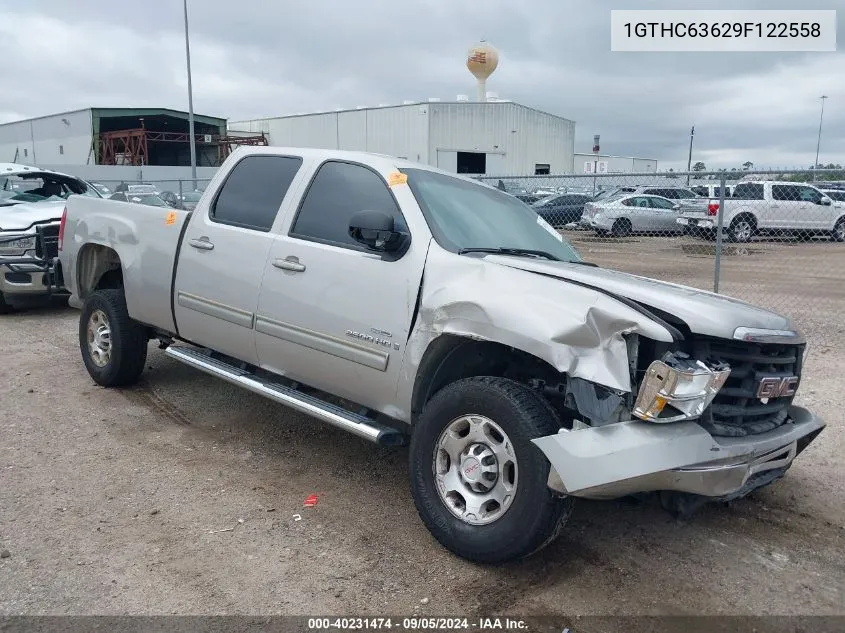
[0,257,65,301]
[532,405,824,500]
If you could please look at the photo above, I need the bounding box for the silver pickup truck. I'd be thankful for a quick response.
[58,147,825,563]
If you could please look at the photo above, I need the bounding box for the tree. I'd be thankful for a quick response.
[692,161,706,172]
[742,161,753,170]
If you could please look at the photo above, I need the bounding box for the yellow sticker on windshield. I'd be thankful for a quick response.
[388,172,408,187]
[165,211,177,225]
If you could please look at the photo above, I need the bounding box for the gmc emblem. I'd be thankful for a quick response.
[756,376,799,399]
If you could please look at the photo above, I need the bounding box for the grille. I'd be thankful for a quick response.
[35,224,60,260]
[690,336,805,437]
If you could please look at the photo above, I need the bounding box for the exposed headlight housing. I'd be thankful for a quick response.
[0,234,37,256]
[633,352,730,423]
[733,326,804,345]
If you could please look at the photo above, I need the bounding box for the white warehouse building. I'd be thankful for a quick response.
[230,100,576,176]
[574,152,658,174]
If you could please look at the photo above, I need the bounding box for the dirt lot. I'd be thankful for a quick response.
[1,235,843,617]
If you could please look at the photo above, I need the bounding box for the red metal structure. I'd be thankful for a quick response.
[97,128,268,166]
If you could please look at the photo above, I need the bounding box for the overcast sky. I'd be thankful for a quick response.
[1,0,842,169]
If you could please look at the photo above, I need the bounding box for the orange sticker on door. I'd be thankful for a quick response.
[165,211,177,225]
[387,172,408,187]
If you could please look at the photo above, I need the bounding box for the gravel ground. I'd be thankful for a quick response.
[1,235,843,617]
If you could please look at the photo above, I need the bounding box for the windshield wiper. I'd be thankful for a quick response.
[458,247,561,261]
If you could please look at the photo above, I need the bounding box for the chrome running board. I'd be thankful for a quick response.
[165,345,405,446]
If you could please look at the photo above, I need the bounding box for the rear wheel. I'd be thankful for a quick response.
[728,216,755,243]
[409,376,573,564]
[611,218,632,238]
[832,218,845,242]
[79,288,148,387]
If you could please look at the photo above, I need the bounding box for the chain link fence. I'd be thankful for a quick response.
[477,169,845,346]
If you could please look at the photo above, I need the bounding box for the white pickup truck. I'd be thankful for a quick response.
[677,180,845,242]
[57,147,825,562]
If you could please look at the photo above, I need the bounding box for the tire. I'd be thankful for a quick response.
[611,218,632,238]
[79,288,148,387]
[728,216,755,243]
[0,292,13,315]
[409,376,574,564]
[832,218,845,242]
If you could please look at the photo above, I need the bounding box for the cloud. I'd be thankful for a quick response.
[0,0,842,169]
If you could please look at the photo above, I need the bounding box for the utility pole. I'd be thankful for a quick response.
[686,125,695,186]
[592,134,600,197]
[813,95,827,182]
[183,0,197,188]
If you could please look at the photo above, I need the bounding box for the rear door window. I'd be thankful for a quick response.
[211,155,303,231]
[733,183,765,200]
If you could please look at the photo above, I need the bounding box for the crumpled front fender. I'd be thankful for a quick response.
[395,244,676,418]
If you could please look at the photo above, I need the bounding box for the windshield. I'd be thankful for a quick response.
[1,174,91,205]
[402,168,582,262]
[182,191,203,202]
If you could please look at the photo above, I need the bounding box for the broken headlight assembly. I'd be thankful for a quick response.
[633,352,730,423]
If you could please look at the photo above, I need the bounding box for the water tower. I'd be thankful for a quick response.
[466,40,499,102]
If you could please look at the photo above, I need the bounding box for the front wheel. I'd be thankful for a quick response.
[409,377,573,564]
[79,288,149,387]
[832,219,845,242]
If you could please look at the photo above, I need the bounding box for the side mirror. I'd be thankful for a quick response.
[672,203,681,210]
[820,195,832,206]
[349,210,405,252]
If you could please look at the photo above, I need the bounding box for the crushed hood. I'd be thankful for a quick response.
[482,254,793,339]
[0,200,65,231]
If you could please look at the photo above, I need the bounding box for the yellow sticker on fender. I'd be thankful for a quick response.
[388,172,408,187]
[165,211,177,225]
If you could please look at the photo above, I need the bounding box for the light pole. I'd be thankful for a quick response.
[686,125,695,186]
[813,95,827,181]
[183,0,197,188]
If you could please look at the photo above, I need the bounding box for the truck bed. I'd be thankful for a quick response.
[62,196,191,333]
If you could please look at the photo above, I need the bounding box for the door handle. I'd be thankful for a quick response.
[273,257,306,272]
[188,238,214,250]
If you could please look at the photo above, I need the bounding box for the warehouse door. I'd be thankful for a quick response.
[456,151,486,174]
[436,150,458,172]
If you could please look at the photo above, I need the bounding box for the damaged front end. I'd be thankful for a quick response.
[533,341,825,506]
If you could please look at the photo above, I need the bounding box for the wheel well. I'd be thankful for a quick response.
[411,335,564,418]
[76,244,123,300]
[614,217,631,226]
[731,212,757,228]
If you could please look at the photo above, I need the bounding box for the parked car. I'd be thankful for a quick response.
[86,181,112,196]
[0,164,96,310]
[160,190,203,211]
[58,147,824,563]
[598,185,704,202]
[113,182,160,195]
[677,181,845,242]
[108,192,171,208]
[581,193,692,237]
[819,188,845,203]
[530,193,592,227]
